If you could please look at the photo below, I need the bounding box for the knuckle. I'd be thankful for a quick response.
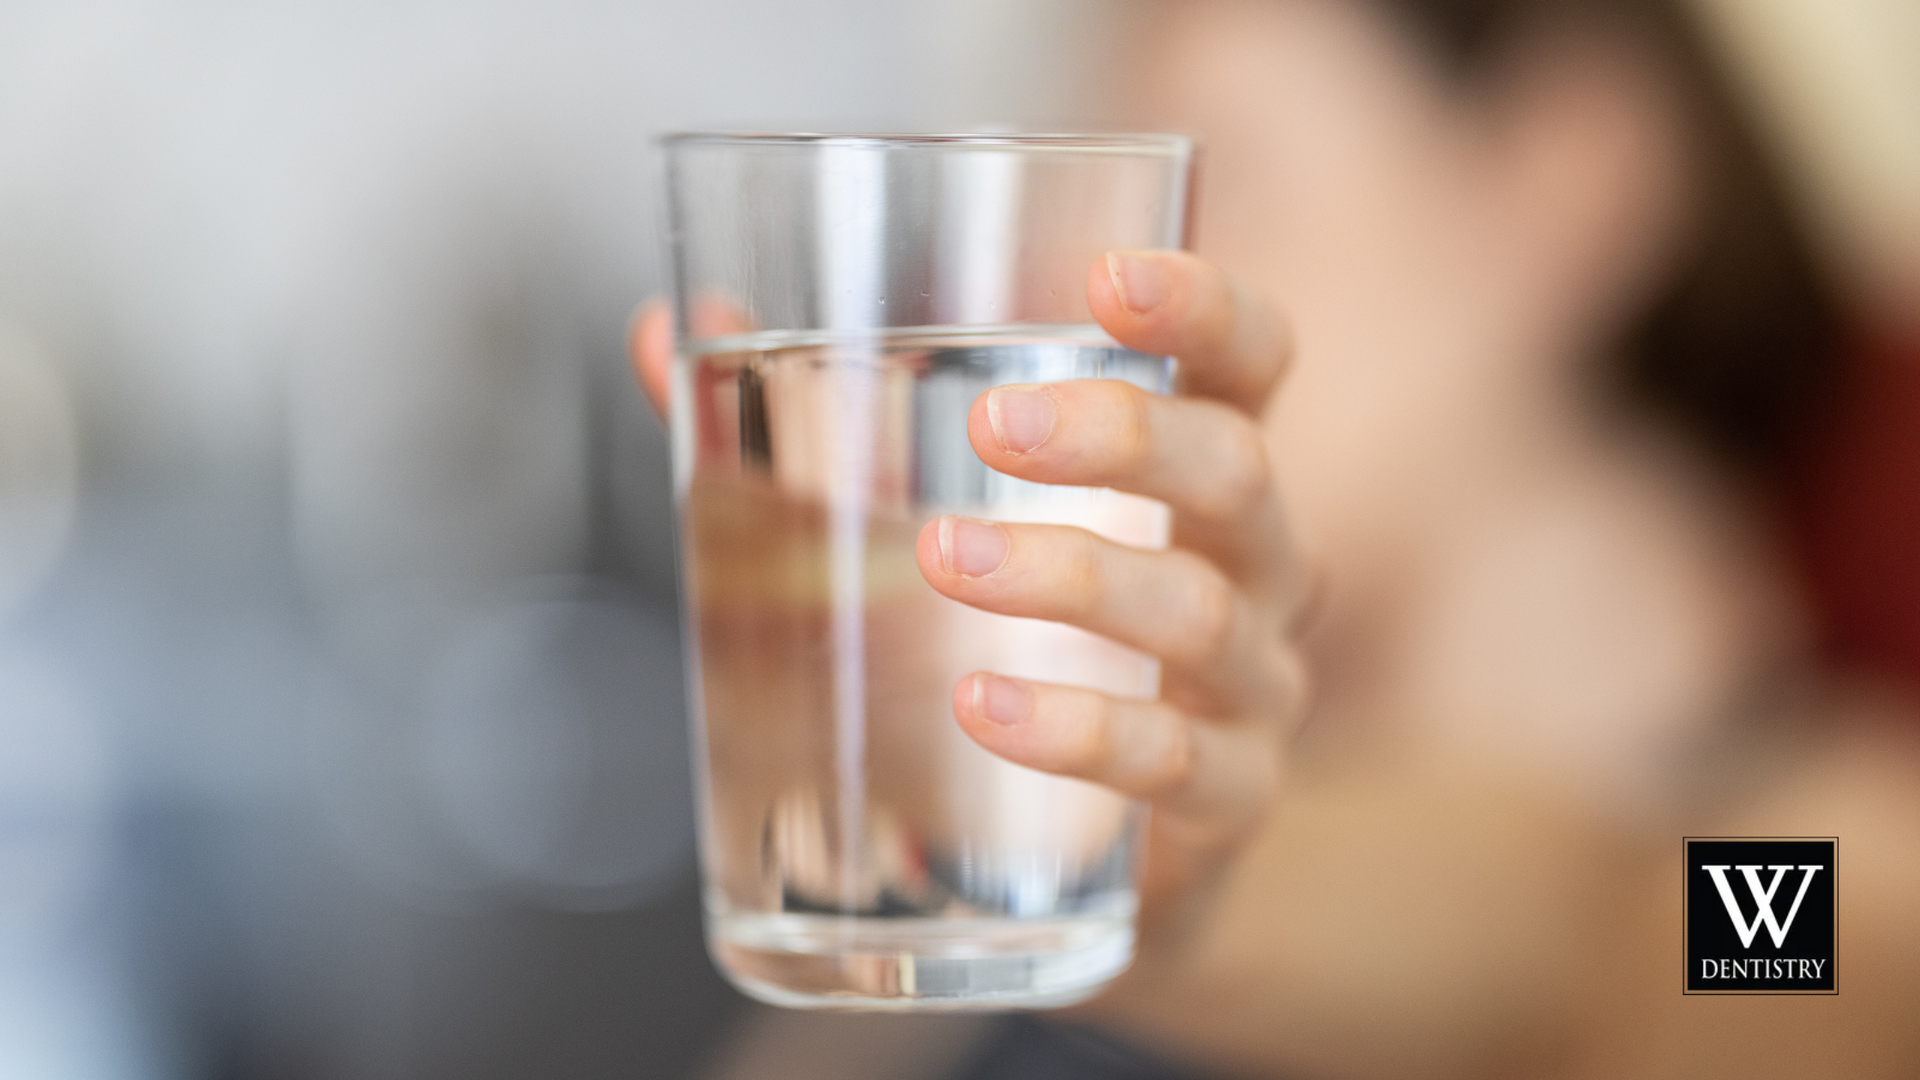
[1137,714,1197,799]
[1207,416,1274,517]
[1056,528,1107,623]
[1016,525,1104,623]
[1061,381,1154,485]
[1199,275,1239,359]
[1065,694,1120,777]
[1175,563,1240,665]
[1234,280,1293,377]
[1109,382,1156,476]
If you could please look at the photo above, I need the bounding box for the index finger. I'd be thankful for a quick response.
[1087,251,1292,414]
[627,295,756,422]
[627,300,673,418]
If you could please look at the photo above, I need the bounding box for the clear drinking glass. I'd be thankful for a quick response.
[662,132,1193,1009]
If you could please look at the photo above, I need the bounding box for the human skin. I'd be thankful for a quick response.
[633,1,1920,1074]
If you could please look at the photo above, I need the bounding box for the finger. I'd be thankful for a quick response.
[687,293,755,341]
[630,295,758,422]
[916,516,1289,711]
[951,672,1281,828]
[1087,250,1292,414]
[970,381,1268,525]
[966,379,1296,589]
[627,299,673,420]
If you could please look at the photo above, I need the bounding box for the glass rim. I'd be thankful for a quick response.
[658,130,1193,155]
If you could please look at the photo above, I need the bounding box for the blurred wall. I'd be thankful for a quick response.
[0,1,1071,1077]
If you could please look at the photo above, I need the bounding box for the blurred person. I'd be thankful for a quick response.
[639,0,1920,1077]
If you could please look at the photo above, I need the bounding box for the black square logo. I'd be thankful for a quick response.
[1684,837,1836,994]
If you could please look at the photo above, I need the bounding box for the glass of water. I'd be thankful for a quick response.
[662,132,1194,1009]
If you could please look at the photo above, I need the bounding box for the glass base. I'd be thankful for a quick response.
[709,912,1134,1011]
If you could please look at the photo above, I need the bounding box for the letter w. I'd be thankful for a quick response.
[1701,864,1824,948]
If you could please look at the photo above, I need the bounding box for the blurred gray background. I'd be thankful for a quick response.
[0,1,1106,1076]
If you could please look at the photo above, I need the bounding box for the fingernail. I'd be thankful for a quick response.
[986,386,1057,454]
[937,516,1010,578]
[1106,252,1171,314]
[971,673,1034,726]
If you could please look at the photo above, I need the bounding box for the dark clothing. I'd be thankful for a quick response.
[944,1015,1232,1080]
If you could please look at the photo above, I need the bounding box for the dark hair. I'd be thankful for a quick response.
[1370,0,1842,482]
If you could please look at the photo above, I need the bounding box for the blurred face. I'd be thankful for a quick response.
[1118,0,1690,650]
